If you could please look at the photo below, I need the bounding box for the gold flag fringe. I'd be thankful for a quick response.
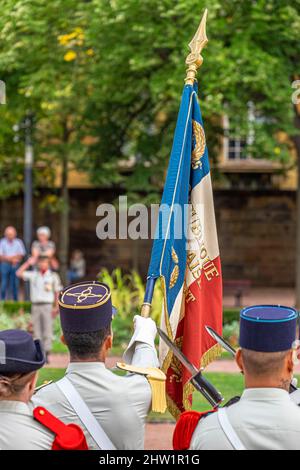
[183,343,222,411]
[166,394,181,420]
[201,343,222,369]
[159,274,223,419]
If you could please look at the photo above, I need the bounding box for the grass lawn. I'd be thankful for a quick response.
[150,372,246,422]
[38,368,66,385]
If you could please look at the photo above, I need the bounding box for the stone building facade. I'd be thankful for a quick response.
[0,187,296,287]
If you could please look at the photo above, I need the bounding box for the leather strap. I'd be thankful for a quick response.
[217,407,246,450]
[56,377,116,450]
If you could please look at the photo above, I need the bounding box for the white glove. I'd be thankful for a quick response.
[123,315,157,364]
[133,315,157,339]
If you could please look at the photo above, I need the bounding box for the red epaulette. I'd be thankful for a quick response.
[173,409,216,450]
[33,406,89,450]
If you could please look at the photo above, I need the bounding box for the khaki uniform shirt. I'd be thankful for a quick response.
[0,400,53,450]
[32,343,158,450]
[22,269,62,304]
[190,388,300,450]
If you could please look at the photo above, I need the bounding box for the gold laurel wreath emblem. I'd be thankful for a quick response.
[169,247,179,289]
[192,119,206,170]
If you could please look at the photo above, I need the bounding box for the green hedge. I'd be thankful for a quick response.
[0,301,31,315]
[223,308,240,325]
[1,268,241,327]
[0,300,240,325]
[0,303,240,352]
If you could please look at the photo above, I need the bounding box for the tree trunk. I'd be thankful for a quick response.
[59,122,70,286]
[294,109,300,308]
[59,151,69,286]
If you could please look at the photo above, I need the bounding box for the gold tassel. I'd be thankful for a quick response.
[147,375,167,413]
[116,362,167,413]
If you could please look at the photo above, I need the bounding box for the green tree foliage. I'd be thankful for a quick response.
[0,0,299,198]
[0,0,95,279]
[85,0,300,198]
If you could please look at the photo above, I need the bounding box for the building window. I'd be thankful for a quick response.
[223,102,255,161]
[228,137,247,160]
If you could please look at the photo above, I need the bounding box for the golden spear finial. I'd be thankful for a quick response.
[185,9,208,85]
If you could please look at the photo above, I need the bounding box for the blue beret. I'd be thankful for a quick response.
[239,305,298,352]
[59,281,116,333]
[0,329,45,374]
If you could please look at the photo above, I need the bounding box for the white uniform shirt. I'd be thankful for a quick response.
[32,342,158,450]
[0,400,53,450]
[22,269,62,304]
[190,388,300,450]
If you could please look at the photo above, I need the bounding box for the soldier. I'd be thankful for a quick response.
[32,281,165,450]
[17,255,62,362]
[0,329,88,450]
[174,305,300,450]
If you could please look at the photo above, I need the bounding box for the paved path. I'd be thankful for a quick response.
[223,287,295,308]
[47,354,300,374]
[46,354,241,371]
[45,355,248,373]
[145,423,174,450]
[46,354,241,372]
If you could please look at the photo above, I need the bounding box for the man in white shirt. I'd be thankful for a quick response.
[0,225,25,300]
[17,255,62,361]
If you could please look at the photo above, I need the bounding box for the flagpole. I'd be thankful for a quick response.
[140,277,156,317]
[140,9,209,318]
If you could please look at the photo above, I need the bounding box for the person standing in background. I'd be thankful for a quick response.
[68,250,86,284]
[17,255,62,363]
[31,226,59,271]
[0,226,25,300]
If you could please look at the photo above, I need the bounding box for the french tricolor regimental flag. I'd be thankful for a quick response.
[147,82,222,418]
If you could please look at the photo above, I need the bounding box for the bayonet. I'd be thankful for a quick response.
[205,326,236,356]
[158,327,223,407]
